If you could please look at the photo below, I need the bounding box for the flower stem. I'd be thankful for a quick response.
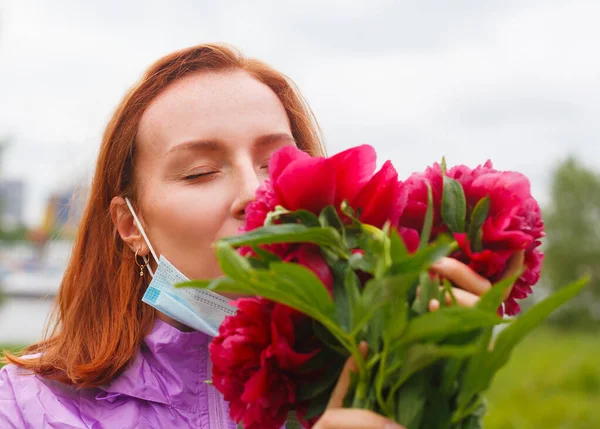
[351,373,369,408]
[349,340,369,409]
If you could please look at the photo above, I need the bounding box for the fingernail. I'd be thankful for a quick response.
[385,422,405,429]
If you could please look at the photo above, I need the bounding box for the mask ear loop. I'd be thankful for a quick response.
[124,197,158,278]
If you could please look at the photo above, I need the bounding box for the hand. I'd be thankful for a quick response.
[426,250,526,311]
[313,343,405,429]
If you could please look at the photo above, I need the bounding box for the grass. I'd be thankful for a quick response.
[1,328,598,428]
[484,327,600,429]
[0,344,26,368]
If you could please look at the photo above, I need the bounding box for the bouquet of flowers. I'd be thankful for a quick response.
[181,145,586,429]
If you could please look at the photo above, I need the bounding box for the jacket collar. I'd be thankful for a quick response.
[98,318,211,411]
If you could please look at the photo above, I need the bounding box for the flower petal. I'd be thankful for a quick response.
[330,144,377,205]
[274,157,336,213]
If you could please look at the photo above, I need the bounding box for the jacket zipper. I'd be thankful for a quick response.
[207,358,226,429]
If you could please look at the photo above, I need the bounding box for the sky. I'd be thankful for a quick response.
[0,0,598,226]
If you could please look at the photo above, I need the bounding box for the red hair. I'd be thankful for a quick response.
[4,44,325,387]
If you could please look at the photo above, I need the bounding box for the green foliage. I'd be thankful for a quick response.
[0,344,26,368]
[442,176,467,233]
[0,226,28,242]
[181,199,586,429]
[467,197,490,253]
[543,157,600,329]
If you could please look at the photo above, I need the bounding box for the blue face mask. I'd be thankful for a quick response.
[125,198,237,336]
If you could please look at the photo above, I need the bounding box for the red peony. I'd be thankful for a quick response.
[210,298,321,429]
[399,161,544,315]
[242,144,406,291]
[244,144,406,232]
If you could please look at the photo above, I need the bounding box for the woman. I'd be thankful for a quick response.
[0,44,518,429]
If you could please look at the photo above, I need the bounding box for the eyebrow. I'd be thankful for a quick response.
[167,133,296,155]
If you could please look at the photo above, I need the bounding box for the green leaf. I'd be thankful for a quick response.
[390,343,477,391]
[421,384,451,429]
[187,262,341,339]
[441,156,447,176]
[303,389,330,420]
[216,242,252,280]
[333,273,351,333]
[282,209,322,228]
[264,206,321,227]
[453,328,494,420]
[353,224,392,277]
[264,205,292,225]
[455,278,588,420]
[268,262,335,313]
[442,176,467,233]
[296,357,343,401]
[396,307,505,345]
[476,273,519,314]
[440,278,457,308]
[467,196,490,253]
[221,224,347,256]
[395,371,427,429]
[344,266,363,331]
[455,396,486,429]
[357,274,417,337]
[340,199,359,222]
[343,369,360,408]
[348,251,371,273]
[382,296,410,342]
[364,306,385,354]
[250,245,282,264]
[312,320,348,356]
[391,235,456,276]
[390,227,409,263]
[416,271,439,314]
[486,277,588,379]
[319,205,344,232]
[419,183,434,249]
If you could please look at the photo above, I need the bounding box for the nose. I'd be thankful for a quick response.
[231,164,262,221]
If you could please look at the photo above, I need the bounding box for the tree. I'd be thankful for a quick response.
[543,157,600,329]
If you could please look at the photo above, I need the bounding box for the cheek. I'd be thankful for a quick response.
[142,182,233,277]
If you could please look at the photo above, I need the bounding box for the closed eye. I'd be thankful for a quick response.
[184,171,218,181]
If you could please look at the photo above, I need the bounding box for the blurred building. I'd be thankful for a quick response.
[0,179,25,230]
[41,185,88,238]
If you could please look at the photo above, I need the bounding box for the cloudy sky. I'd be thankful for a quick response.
[0,0,598,226]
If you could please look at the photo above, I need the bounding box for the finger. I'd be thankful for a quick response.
[314,409,405,429]
[499,250,525,300]
[326,342,369,409]
[503,250,525,279]
[428,298,441,312]
[430,257,491,296]
[441,287,480,308]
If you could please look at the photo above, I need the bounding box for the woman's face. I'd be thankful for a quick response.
[133,70,294,279]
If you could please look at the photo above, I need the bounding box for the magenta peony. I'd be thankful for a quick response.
[399,161,544,315]
[210,298,320,429]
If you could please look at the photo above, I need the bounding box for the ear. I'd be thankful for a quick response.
[110,196,150,257]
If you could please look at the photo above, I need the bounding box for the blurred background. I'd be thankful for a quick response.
[0,1,598,427]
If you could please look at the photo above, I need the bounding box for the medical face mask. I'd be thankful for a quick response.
[125,198,237,336]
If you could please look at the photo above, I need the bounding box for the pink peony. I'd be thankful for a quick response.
[210,298,321,429]
[241,144,406,291]
[399,161,544,315]
[243,144,406,232]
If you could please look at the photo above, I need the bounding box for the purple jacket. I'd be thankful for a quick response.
[0,319,238,428]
